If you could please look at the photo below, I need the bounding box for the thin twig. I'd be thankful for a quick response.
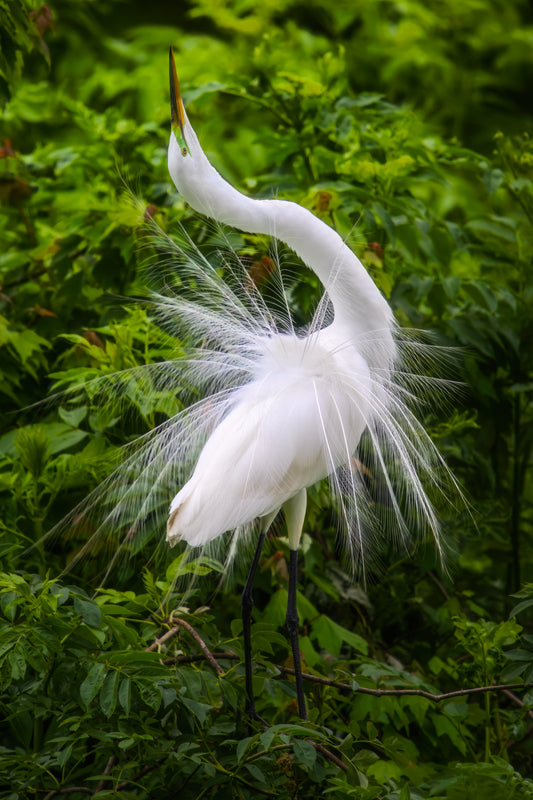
[501,689,533,749]
[162,650,533,704]
[281,667,533,702]
[312,741,348,771]
[502,688,533,721]
[147,617,225,675]
[163,650,239,665]
[146,624,181,650]
[95,755,116,792]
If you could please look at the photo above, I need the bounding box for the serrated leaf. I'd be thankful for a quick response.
[138,681,162,712]
[100,670,119,717]
[80,663,106,709]
[8,651,26,680]
[118,677,131,714]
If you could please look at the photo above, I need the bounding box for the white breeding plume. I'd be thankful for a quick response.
[47,51,457,722]
[163,50,453,719]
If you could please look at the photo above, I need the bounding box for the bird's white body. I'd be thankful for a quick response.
[166,105,395,549]
[40,51,460,723]
[41,59,454,722]
[169,327,371,546]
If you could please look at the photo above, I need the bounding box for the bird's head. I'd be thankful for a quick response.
[168,47,213,212]
[167,50,247,222]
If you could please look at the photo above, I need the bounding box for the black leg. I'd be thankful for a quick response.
[241,528,267,720]
[286,548,307,720]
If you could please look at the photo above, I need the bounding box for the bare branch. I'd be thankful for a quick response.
[146,625,181,650]
[147,615,225,675]
[163,650,239,665]
[280,667,533,702]
[95,755,116,793]
[160,649,533,704]
[312,741,348,771]
[502,688,533,721]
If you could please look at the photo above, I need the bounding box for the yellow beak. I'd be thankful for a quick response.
[169,48,189,156]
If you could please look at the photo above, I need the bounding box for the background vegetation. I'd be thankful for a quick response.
[1,0,533,797]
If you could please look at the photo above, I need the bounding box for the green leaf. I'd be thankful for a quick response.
[118,738,135,751]
[73,596,102,629]
[398,782,411,800]
[43,422,88,454]
[244,763,265,782]
[433,716,467,755]
[262,589,318,627]
[118,677,131,714]
[58,405,87,427]
[501,662,527,682]
[311,615,368,657]
[293,738,316,769]
[443,701,469,716]
[8,651,26,680]
[181,696,212,724]
[466,218,517,244]
[373,202,396,244]
[57,743,73,769]
[236,735,254,762]
[80,663,106,709]
[100,670,119,717]
[504,649,533,662]
[260,728,276,751]
[138,681,162,712]
[483,166,504,194]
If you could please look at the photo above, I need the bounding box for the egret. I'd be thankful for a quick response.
[164,50,450,721]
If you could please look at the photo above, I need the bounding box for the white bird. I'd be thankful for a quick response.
[164,50,449,720]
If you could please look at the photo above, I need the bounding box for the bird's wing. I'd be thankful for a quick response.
[167,370,367,547]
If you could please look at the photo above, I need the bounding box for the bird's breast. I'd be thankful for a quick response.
[167,331,372,546]
[256,331,366,385]
[250,331,371,460]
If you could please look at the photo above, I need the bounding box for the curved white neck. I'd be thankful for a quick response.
[168,125,396,370]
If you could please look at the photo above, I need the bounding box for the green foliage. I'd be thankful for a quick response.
[0,0,52,104]
[1,0,533,797]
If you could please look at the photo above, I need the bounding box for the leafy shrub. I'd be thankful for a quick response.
[1,0,533,797]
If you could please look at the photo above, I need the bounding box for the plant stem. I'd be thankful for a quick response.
[484,689,491,762]
[510,392,521,592]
